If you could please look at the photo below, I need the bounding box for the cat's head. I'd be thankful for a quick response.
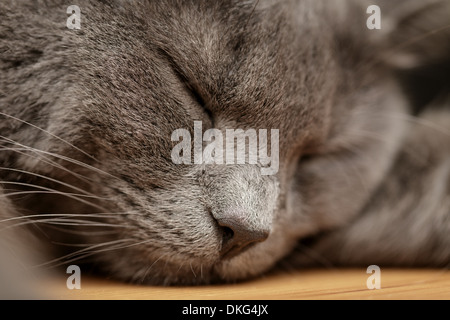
[66,0,337,284]
[4,0,422,284]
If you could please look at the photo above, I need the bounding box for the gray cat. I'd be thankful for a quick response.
[0,0,449,290]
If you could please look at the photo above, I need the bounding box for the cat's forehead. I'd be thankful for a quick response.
[82,0,334,156]
[143,1,333,132]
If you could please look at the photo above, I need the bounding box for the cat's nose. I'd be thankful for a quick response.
[216,217,270,260]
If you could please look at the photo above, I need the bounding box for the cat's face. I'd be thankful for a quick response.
[69,1,335,284]
[6,0,407,284]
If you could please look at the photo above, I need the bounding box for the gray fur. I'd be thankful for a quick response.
[0,0,449,287]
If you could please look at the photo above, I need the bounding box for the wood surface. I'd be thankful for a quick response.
[47,268,450,300]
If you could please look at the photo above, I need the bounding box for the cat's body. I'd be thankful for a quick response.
[0,0,449,288]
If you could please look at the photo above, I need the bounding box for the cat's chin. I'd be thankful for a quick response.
[94,256,270,286]
[103,234,296,286]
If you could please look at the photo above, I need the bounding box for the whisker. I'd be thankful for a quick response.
[42,226,125,237]
[0,211,143,224]
[176,261,185,276]
[34,238,155,269]
[243,0,260,31]
[1,218,131,232]
[0,181,109,212]
[140,253,169,283]
[32,239,135,268]
[0,167,113,200]
[0,146,97,186]
[0,111,98,162]
[190,261,197,278]
[0,135,119,181]
[50,241,128,248]
[0,190,108,201]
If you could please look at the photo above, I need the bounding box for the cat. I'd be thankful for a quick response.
[0,0,449,291]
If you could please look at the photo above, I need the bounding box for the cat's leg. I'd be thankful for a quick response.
[286,109,450,268]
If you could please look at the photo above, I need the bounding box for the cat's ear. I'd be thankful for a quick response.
[375,0,450,69]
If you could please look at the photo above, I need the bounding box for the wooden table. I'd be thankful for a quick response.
[48,268,450,300]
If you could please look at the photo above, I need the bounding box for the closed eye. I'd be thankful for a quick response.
[157,48,214,125]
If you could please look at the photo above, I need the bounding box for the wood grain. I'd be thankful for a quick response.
[47,269,450,300]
